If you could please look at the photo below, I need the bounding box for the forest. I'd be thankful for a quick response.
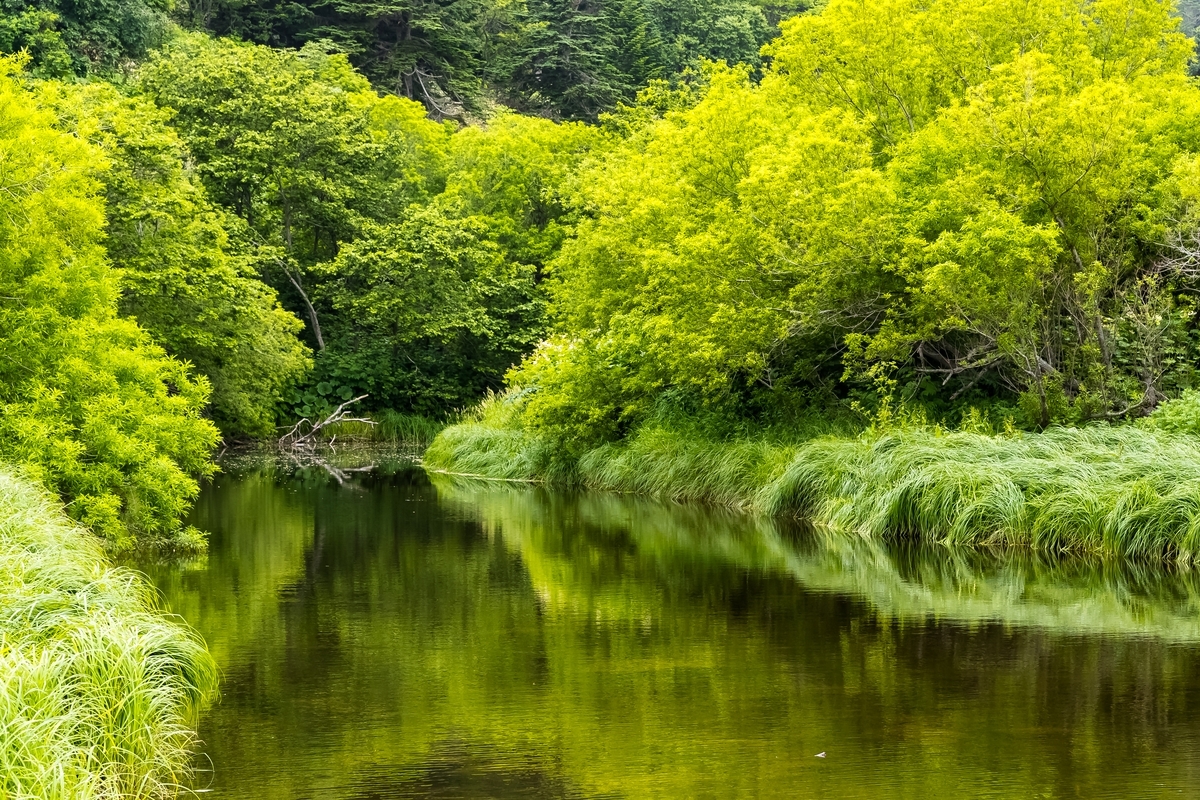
[3,0,1200,555]
[0,0,820,551]
[10,0,1200,795]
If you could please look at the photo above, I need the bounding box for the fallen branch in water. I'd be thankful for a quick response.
[279,395,375,449]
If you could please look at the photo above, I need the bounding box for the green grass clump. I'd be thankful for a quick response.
[764,426,1200,561]
[423,393,578,482]
[0,470,217,799]
[580,429,798,508]
[429,410,1200,561]
[372,410,445,446]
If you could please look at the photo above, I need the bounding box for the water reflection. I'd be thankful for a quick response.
[138,462,1200,799]
[439,480,1200,642]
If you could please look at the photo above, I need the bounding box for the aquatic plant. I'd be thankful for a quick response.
[0,470,217,799]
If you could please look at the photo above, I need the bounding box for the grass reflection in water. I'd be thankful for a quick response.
[138,461,1200,799]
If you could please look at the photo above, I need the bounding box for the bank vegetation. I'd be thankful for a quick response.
[429,0,1200,559]
[0,471,216,799]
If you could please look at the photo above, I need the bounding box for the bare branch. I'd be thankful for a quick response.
[279,395,374,449]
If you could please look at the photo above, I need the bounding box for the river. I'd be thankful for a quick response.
[135,457,1200,798]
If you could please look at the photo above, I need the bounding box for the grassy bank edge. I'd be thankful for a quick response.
[0,469,217,799]
[425,420,1200,563]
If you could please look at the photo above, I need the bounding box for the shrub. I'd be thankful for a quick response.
[0,60,217,549]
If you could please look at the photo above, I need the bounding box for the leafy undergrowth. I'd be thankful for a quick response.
[426,417,1200,563]
[0,470,217,799]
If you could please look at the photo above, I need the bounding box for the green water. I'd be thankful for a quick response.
[138,461,1200,798]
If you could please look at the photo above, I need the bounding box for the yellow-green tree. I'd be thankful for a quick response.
[43,81,313,439]
[505,0,1200,438]
[0,61,217,548]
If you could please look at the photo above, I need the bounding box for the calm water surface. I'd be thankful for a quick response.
[136,460,1200,799]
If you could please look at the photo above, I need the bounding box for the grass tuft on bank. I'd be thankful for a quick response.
[0,470,217,799]
[426,412,1200,562]
[761,426,1200,560]
[424,394,578,482]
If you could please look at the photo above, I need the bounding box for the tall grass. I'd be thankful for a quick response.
[580,430,797,508]
[320,410,445,447]
[427,412,1200,562]
[423,392,578,482]
[763,426,1200,561]
[0,470,217,799]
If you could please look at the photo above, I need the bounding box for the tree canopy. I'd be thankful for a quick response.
[139,34,601,420]
[505,0,1200,443]
[44,81,312,438]
[0,0,171,76]
[178,0,799,120]
[0,60,217,548]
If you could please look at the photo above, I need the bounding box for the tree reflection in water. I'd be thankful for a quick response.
[136,461,1200,799]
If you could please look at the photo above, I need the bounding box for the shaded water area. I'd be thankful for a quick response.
[135,457,1200,798]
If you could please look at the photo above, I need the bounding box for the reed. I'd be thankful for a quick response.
[428,417,1200,562]
[0,470,217,799]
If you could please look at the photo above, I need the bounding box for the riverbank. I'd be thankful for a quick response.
[425,420,1200,562]
[0,470,216,799]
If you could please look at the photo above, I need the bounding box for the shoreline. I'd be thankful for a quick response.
[425,421,1200,564]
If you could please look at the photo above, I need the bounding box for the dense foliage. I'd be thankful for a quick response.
[493,0,1200,448]
[0,0,807,118]
[44,81,312,439]
[0,61,217,548]
[191,0,806,120]
[0,4,623,543]
[0,0,171,76]
[139,34,600,419]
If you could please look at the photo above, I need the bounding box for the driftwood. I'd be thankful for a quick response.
[279,394,375,449]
